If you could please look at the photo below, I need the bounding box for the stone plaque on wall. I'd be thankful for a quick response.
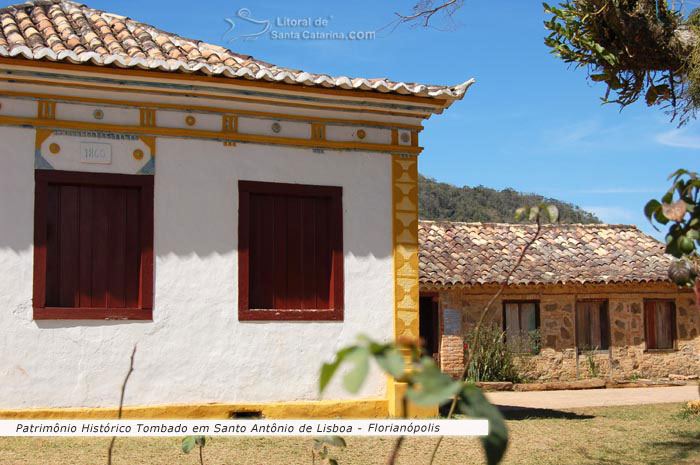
[80,142,112,164]
[443,308,462,336]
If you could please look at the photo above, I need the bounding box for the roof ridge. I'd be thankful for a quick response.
[419,220,640,229]
[0,0,473,101]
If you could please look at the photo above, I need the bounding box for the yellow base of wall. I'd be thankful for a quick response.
[388,381,439,418]
[0,399,389,420]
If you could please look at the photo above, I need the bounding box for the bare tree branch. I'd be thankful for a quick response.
[395,0,464,27]
[107,345,137,465]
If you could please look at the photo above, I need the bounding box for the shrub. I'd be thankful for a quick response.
[506,329,541,355]
[465,325,522,383]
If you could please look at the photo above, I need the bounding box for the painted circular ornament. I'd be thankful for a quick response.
[49,143,60,154]
[93,109,104,120]
[133,149,144,160]
[400,132,410,143]
[186,115,196,126]
[271,122,281,133]
[356,129,366,140]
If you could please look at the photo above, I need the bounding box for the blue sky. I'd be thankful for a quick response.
[5,0,699,239]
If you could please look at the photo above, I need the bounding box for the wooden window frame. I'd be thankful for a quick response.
[643,299,677,352]
[502,300,541,333]
[502,300,540,353]
[238,180,344,321]
[33,170,154,320]
[575,299,610,352]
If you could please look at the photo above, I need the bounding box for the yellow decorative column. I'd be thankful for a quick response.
[389,154,437,417]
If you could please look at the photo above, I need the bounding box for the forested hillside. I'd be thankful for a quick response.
[419,175,601,224]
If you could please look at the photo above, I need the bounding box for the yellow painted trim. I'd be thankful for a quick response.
[388,154,437,417]
[35,128,54,150]
[411,131,419,147]
[139,136,156,158]
[0,88,425,130]
[222,114,238,133]
[311,123,326,141]
[37,100,55,120]
[0,399,389,420]
[0,57,448,108]
[140,108,156,127]
[0,74,433,120]
[0,115,423,155]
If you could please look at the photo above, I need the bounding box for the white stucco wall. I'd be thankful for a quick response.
[0,122,395,408]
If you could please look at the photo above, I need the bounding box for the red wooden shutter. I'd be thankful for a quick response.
[45,184,141,309]
[248,193,333,310]
[238,181,343,321]
[645,301,657,349]
[34,170,153,320]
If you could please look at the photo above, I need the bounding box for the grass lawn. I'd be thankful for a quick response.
[0,403,698,465]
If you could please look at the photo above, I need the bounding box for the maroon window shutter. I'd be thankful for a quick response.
[238,181,343,321]
[34,171,153,320]
[645,301,657,349]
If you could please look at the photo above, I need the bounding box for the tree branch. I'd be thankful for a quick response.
[107,345,137,465]
[395,0,463,27]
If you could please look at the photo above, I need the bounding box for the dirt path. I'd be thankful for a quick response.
[486,385,699,409]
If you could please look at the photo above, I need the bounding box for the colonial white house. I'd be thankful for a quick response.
[0,0,471,418]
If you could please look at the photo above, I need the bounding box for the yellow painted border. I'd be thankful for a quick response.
[388,154,436,417]
[0,399,388,420]
[0,73,434,119]
[0,89,424,131]
[0,114,422,155]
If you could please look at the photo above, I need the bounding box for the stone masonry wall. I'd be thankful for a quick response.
[428,283,700,381]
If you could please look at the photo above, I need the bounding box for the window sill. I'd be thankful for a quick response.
[34,308,153,321]
[643,348,677,353]
[239,308,343,321]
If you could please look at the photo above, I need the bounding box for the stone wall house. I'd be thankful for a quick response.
[418,221,700,381]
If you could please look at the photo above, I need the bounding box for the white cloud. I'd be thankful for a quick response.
[655,128,700,149]
[582,206,638,223]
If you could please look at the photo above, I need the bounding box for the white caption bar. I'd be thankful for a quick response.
[1,420,488,437]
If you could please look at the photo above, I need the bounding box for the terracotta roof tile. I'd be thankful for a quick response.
[419,221,672,287]
[0,0,473,101]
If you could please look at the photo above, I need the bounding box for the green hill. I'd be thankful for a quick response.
[419,175,601,224]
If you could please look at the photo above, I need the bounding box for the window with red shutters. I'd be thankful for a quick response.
[33,170,154,320]
[644,300,676,350]
[238,181,343,321]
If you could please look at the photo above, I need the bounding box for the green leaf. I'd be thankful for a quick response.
[342,347,370,394]
[654,209,670,225]
[320,346,357,393]
[459,385,509,465]
[405,358,462,406]
[528,206,540,222]
[315,435,347,448]
[514,207,527,222]
[590,73,608,82]
[375,348,405,379]
[545,205,559,223]
[194,436,206,447]
[644,200,661,221]
[182,436,196,454]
